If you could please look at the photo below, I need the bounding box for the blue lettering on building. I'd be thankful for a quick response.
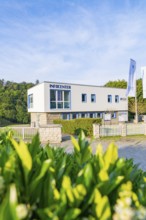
[50,84,71,89]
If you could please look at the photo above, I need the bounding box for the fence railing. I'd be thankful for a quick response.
[0,127,38,141]
[126,124,145,135]
[94,123,146,138]
[100,125,122,137]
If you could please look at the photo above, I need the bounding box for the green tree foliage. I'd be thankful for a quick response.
[105,79,127,89]
[105,79,146,115]
[0,80,34,125]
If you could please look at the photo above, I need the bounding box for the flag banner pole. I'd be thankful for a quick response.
[141,67,146,98]
[126,59,136,97]
[135,80,138,123]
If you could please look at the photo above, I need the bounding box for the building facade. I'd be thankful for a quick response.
[27,81,128,126]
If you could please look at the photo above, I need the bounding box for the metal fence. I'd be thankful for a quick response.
[99,123,145,137]
[100,125,122,137]
[126,124,145,135]
[0,127,38,141]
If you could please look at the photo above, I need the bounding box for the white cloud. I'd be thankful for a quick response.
[0,0,146,84]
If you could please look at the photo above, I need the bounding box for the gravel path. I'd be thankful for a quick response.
[60,136,146,171]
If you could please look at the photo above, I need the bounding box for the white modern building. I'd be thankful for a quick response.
[27,81,128,126]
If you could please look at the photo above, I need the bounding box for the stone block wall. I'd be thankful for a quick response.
[93,124,100,138]
[47,113,61,124]
[39,124,62,144]
[31,113,48,127]
[31,113,61,126]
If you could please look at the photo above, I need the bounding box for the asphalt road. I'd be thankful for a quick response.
[60,135,146,171]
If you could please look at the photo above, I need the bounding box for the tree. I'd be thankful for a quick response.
[0,79,34,125]
[105,79,146,115]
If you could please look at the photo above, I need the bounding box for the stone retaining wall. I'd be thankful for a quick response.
[39,124,62,144]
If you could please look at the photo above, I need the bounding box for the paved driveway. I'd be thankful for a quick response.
[60,136,146,171]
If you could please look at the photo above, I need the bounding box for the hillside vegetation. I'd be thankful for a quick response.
[0,79,34,125]
[105,79,146,116]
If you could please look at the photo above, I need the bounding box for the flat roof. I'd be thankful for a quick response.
[28,81,126,90]
[44,81,126,90]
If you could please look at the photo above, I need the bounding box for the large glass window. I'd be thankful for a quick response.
[108,95,112,103]
[82,94,87,102]
[91,94,96,102]
[50,90,71,109]
[28,94,33,108]
[50,90,56,109]
[64,91,70,109]
[115,95,119,103]
[50,90,56,101]
[57,90,63,101]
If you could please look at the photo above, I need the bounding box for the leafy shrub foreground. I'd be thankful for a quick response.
[54,118,102,136]
[0,131,146,219]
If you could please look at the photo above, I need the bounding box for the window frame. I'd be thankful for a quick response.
[115,95,119,103]
[82,93,87,103]
[28,94,33,108]
[108,95,112,103]
[50,89,71,109]
[91,94,96,103]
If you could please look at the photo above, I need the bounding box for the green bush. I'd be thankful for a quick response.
[0,131,146,219]
[54,118,102,136]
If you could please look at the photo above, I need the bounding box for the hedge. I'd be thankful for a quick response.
[54,118,102,136]
[0,131,146,219]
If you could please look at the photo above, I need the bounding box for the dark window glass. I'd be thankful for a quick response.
[108,95,112,103]
[50,90,56,101]
[115,95,119,103]
[82,94,87,102]
[91,94,96,102]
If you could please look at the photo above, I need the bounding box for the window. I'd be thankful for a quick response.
[115,95,119,103]
[81,113,86,118]
[91,94,96,102]
[72,113,78,119]
[111,112,116,118]
[82,94,87,102]
[28,94,33,108]
[50,90,56,109]
[89,113,93,118]
[97,112,103,118]
[50,90,71,109]
[62,113,70,120]
[64,91,70,109]
[108,95,112,103]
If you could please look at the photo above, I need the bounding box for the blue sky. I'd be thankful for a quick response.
[0,0,146,85]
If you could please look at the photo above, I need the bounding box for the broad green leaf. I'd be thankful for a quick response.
[98,169,109,182]
[64,208,81,220]
[73,184,86,202]
[94,188,102,204]
[62,176,74,203]
[96,143,103,157]
[82,146,92,164]
[54,188,60,200]
[0,184,19,220]
[62,176,71,189]
[34,159,52,182]
[84,163,93,187]
[71,136,80,152]
[104,143,118,170]
[11,139,32,172]
[95,196,111,220]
